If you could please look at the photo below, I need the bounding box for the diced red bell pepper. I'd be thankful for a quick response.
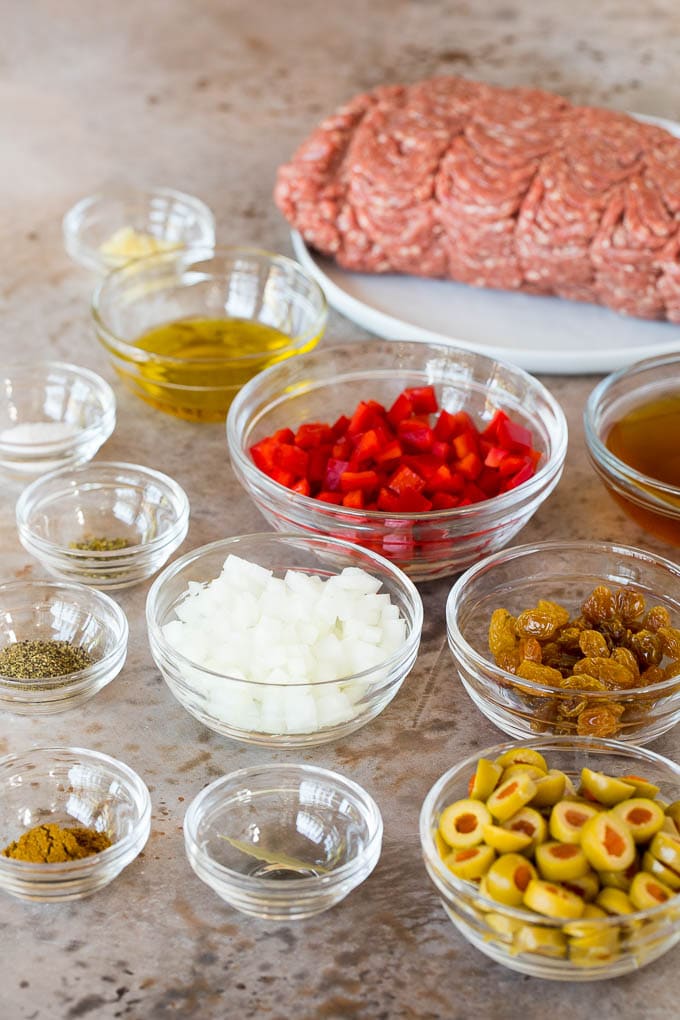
[342,489,365,509]
[483,445,508,469]
[480,409,509,441]
[274,443,308,478]
[431,492,460,510]
[388,464,426,495]
[398,418,434,452]
[404,385,438,414]
[316,490,343,505]
[425,464,465,494]
[272,427,295,445]
[452,431,479,460]
[339,470,380,494]
[387,391,413,428]
[350,428,382,468]
[390,489,433,513]
[291,478,311,496]
[433,409,458,441]
[497,416,533,452]
[294,422,334,449]
[456,452,483,480]
[331,414,351,438]
[374,439,403,465]
[347,400,384,437]
[502,461,536,491]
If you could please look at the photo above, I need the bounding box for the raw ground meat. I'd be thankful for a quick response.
[274,76,680,322]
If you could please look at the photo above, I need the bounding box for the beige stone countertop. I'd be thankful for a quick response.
[1,2,679,1018]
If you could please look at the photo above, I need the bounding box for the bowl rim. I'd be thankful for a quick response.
[62,185,217,273]
[584,352,680,502]
[183,761,383,890]
[91,245,329,367]
[15,460,191,558]
[226,339,568,523]
[446,538,680,699]
[419,734,680,928]
[0,578,129,687]
[146,531,423,691]
[0,744,151,873]
[0,360,116,451]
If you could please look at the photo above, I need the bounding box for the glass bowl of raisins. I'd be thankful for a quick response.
[446,540,680,744]
[227,341,567,581]
[420,737,680,980]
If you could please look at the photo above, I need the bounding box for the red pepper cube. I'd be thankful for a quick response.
[291,478,311,496]
[433,409,458,441]
[307,447,331,486]
[387,391,413,428]
[480,409,509,441]
[462,481,487,503]
[377,487,404,512]
[398,418,434,452]
[496,417,533,452]
[316,490,343,505]
[403,385,438,415]
[374,439,403,465]
[269,467,296,489]
[294,422,334,449]
[331,414,351,439]
[350,428,382,468]
[250,437,279,473]
[347,400,384,437]
[476,466,502,498]
[431,440,450,461]
[425,464,465,495]
[452,431,479,460]
[484,445,508,469]
[502,461,536,491]
[274,443,309,478]
[331,437,352,460]
[447,410,476,437]
[392,489,433,512]
[271,427,295,445]
[431,492,460,510]
[498,453,529,479]
[339,469,380,494]
[342,489,365,509]
[388,464,426,496]
[456,451,483,480]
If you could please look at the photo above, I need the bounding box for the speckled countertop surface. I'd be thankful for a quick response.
[1,2,679,1018]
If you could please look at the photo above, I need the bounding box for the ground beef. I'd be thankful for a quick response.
[274,76,680,322]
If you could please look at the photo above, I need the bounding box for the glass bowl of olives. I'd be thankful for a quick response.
[446,540,680,744]
[419,737,680,980]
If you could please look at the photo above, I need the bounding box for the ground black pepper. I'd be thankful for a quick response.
[0,640,94,679]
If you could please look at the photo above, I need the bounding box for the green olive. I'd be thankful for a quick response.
[495,748,548,772]
[596,887,635,915]
[641,850,680,891]
[612,797,665,843]
[530,769,568,809]
[502,806,547,855]
[514,924,568,958]
[549,799,599,844]
[444,843,496,881]
[468,758,503,800]
[439,798,492,849]
[629,871,674,910]
[482,823,532,854]
[523,878,585,919]
[649,830,680,873]
[535,841,590,882]
[561,869,601,902]
[486,773,537,822]
[579,768,636,807]
[580,811,636,872]
[484,853,537,907]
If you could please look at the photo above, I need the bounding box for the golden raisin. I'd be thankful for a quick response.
[614,588,646,623]
[519,636,543,664]
[576,705,623,737]
[559,674,607,692]
[536,599,570,627]
[578,630,610,658]
[516,661,565,686]
[658,627,680,659]
[643,606,671,632]
[572,657,637,688]
[489,608,518,658]
[582,586,616,623]
[516,609,563,640]
[627,630,663,668]
[610,647,640,680]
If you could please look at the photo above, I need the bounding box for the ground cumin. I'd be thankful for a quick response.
[2,822,112,862]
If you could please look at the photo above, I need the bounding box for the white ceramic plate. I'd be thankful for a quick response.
[291,114,680,376]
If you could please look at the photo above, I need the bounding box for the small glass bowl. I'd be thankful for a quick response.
[92,247,328,422]
[184,763,383,919]
[16,461,190,589]
[446,540,680,744]
[420,737,680,980]
[0,580,128,714]
[62,185,216,274]
[0,746,151,902]
[0,361,116,484]
[146,532,423,747]
[585,352,680,547]
[226,341,567,581]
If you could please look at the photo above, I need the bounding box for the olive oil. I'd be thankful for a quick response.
[605,393,680,545]
[117,317,318,422]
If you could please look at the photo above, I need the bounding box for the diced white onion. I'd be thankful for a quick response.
[161,555,407,734]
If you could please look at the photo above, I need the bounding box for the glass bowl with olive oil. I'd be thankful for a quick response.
[585,352,680,546]
[92,247,327,422]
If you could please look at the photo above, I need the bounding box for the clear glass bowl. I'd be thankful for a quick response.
[184,762,383,919]
[226,341,567,581]
[62,185,216,274]
[16,461,190,589]
[420,737,680,981]
[0,746,150,902]
[585,352,680,547]
[0,361,116,484]
[446,540,680,744]
[0,580,128,714]
[146,532,423,747]
[92,247,328,422]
